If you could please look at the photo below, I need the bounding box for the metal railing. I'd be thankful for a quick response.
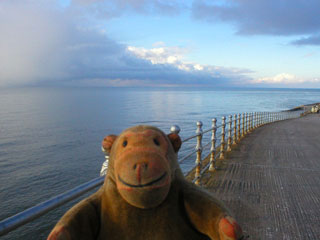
[0,106,312,236]
[0,176,104,236]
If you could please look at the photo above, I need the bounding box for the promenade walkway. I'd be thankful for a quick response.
[200,113,320,239]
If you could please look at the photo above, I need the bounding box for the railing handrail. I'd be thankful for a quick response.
[0,106,313,237]
[0,176,104,236]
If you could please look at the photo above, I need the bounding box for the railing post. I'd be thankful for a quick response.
[251,112,254,131]
[195,121,203,185]
[273,112,275,122]
[241,113,245,138]
[220,116,226,159]
[100,148,109,176]
[272,112,274,122]
[247,113,250,132]
[247,112,249,133]
[237,113,241,142]
[259,112,261,126]
[252,112,255,129]
[227,115,232,152]
[209,118,217,171]
[233,114,237,146]
[266,112,268,124]
[249,112,252,132]
[245,113,248,135]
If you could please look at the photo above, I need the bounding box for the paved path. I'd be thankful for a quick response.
[201,114,320,239]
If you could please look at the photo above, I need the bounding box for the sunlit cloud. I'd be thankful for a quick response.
[253,73,320,85]
[127,45,251,78]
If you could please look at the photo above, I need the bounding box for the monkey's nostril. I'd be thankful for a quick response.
[133,163,148,170]
[144,163,148,169]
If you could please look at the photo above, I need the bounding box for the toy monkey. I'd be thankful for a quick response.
[48,125,243,240]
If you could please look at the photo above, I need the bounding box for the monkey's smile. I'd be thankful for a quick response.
[118,172,168,188]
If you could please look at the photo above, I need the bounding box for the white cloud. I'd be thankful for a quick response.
[253,73,320,85]
[127,45,250,77]
[127,46,187,65]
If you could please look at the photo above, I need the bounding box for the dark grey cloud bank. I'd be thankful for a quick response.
[292,35,320,46]
[192,0,320,45]
[0,0,248,87]
[71,0,184,18]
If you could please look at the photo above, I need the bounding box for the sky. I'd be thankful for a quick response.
[0,0,319,88]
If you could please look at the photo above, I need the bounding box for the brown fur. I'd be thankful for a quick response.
[48,125,243,240]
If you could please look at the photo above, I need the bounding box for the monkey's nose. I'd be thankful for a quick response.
[133,163,148,183]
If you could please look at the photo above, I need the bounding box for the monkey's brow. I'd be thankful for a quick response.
[124,130,158,138]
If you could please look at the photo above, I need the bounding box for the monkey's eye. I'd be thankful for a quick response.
[153,138,160,146]
[122,140,128,147]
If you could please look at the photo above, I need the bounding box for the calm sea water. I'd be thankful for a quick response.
[0,87,319,239]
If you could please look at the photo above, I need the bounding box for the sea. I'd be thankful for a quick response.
[0,87,319,239]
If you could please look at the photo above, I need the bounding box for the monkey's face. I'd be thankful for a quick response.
[102,126,181,209]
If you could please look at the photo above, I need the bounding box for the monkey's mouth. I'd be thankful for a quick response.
[118,172,168,188]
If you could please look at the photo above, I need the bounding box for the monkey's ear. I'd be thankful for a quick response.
[167,133,182,153]
[102,135,118,154]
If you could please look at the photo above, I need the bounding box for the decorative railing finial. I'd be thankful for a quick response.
[170,125,181,134]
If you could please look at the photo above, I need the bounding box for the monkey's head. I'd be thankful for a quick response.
[102,125,182,209]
